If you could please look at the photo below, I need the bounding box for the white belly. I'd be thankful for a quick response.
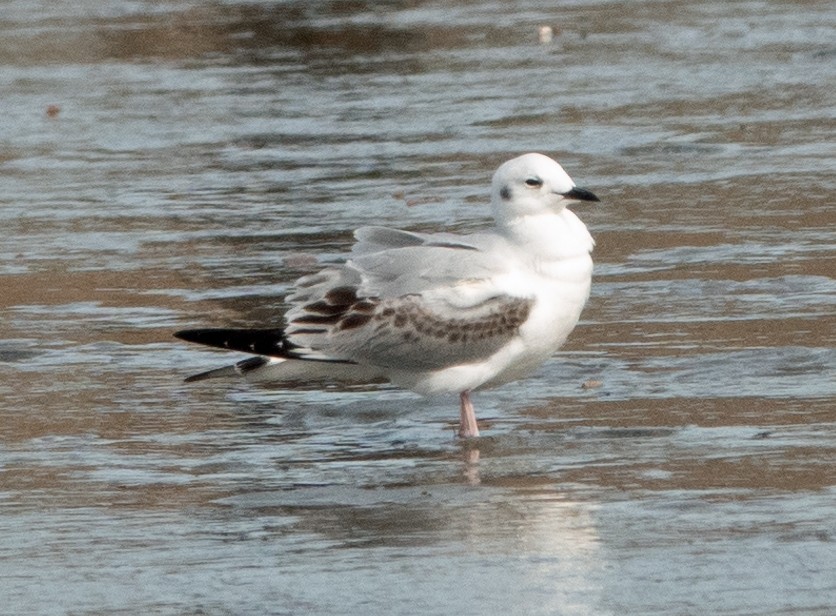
[388,254,592,395]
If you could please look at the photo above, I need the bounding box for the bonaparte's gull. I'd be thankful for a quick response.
[175,153,599,437]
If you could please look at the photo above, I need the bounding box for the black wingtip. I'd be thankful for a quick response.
[174,329,198,343]
[179,357,271,384]
[174,328,224,344]
[174,327,290,357]
[183,370,213,383]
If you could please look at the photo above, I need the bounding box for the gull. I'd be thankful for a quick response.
[175,153,598,438]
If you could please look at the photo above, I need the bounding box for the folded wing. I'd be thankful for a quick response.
[281,226,533,371]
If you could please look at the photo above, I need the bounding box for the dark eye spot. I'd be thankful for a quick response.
[525,177,543,187]
[499,185,511,200]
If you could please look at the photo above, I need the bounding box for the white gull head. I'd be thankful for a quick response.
[491,152,599,223]
[489,153,598,258]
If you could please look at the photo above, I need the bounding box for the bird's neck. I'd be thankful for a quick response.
[500,210,594,260]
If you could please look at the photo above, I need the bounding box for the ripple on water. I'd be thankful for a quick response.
[2,1,835,615]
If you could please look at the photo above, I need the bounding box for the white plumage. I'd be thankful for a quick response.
[176,153,598,437]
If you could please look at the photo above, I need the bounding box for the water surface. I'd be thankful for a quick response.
[1,1,834,614]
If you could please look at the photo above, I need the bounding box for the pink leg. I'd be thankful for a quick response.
[458,391,480,438]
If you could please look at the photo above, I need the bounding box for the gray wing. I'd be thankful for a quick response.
[352,226,483,255]
[282,226,533,370]
[350,226,513,297]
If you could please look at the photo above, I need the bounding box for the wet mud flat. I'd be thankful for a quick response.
[1,1,835,614]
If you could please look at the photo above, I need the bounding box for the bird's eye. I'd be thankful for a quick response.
[524,177,543,187]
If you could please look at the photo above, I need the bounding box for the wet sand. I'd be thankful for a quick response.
[1,1,834,614]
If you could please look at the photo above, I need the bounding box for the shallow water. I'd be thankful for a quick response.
[1,1,835,614]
